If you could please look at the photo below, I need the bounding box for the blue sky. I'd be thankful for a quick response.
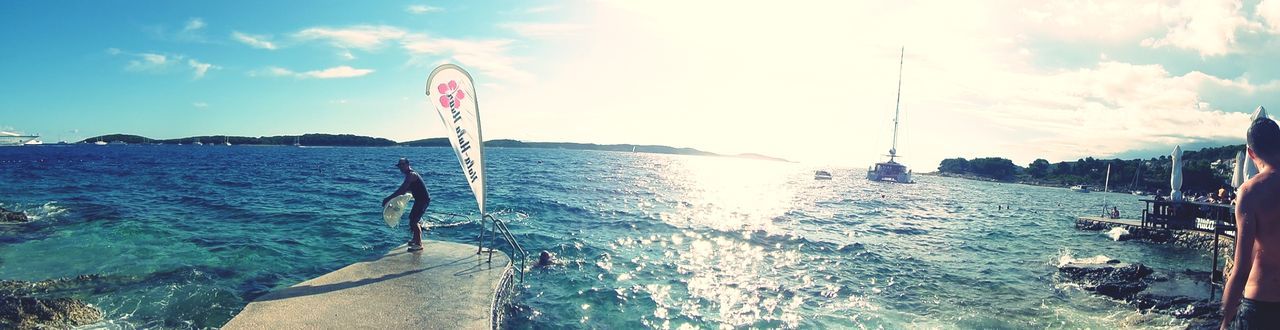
[5,0,1280,168]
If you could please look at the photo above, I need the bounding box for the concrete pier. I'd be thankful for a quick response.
[223,240,514,330]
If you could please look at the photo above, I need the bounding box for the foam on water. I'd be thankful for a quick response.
[1107,227,1130,241]
[1056,248,1114,267]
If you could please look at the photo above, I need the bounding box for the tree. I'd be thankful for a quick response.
[969,157,1018,180]
[939,158,970,174]
[1028,159,1050,178]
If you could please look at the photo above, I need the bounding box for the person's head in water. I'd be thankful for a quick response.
[396,158,413,174]
[1248,118,1280,169]
[537,251,554,267]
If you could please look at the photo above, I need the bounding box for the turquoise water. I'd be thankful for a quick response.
[0,146,1212,328]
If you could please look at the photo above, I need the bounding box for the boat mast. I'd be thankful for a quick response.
[889,47,904,163]
[1104,164,1111,193]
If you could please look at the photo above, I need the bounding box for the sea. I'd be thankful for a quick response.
[0,145,1214,329]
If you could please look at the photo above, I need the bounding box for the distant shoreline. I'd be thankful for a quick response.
[75,133,792,162]
[920,172,1082,190]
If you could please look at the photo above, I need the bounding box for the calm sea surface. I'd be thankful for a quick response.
[0,146,1212,329]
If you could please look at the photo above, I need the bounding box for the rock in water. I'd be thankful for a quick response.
[0,295,104,328]
[0,206,29,223]
[1058,262,1154,299]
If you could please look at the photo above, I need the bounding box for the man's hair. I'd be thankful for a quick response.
[1249,117,1280,160]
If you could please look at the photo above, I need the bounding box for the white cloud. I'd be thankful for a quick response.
[307,66,373,78]
[1016,1,1163,42]
[232,31,277,50]
[337,49,356,60]
[288,24,528,82]
[406,5,442,14]
[253,66,373,79]
[946,61,1262,162]
[1259,0,1280,33]
[401,34,530,82]
[1142,0,1260,56]
[187,59,218,79]
[500,22,584,39]
[193,102,209,109]
[110,49,216,79]
[126,53,171,72]
[294,25,407,50]
[184,18,206,32]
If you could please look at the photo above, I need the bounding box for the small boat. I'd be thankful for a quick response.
[93,138,107,146]
[815,170,833,180]
[293,136,302,147]
[1070,185,1091,193]
[224,136,232,146]
[24,139,43,145]
[193,138,203,146]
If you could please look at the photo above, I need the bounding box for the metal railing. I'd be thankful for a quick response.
[477,214,528,282]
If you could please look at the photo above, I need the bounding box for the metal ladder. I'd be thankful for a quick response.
[477,214,528,282]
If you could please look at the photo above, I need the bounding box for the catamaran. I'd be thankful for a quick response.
[866,47,914,183]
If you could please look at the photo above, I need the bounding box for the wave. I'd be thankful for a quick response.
[1055,248,1114,267]
[1106,227,1129,241]
[2,201,68,222]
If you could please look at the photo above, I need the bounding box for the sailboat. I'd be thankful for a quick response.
[193,138,203,146]
[223,136,232,146]
[866,47,913,183]
[1130,164,1147,195]
[293,136,302,147]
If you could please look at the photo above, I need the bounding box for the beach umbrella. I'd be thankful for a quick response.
[1233,150,1246,188]
[1246,106,1269,180]
[1171,145,1183,201]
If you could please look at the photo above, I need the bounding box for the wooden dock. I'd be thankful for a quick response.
[223,240,514,330]
[1077,199,1239,286]
[1076,216,1143,228]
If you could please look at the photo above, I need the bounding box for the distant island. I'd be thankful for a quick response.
[931,144,1243,196]
[78,134,791,162]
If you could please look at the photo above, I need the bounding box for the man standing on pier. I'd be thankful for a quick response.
[1222,118,1280,329]
[384,158,431,252]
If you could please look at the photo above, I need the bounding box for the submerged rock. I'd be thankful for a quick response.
[0,206,29,223]
[1059,260,1223,328]
[0,275,107,296]
[1059,261,1154,299]
[0,295,103,329]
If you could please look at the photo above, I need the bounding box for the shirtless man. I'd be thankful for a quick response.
[383,158,431,252]
[1222,118,1280,329]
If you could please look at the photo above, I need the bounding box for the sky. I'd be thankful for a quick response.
[3,0,1280,169]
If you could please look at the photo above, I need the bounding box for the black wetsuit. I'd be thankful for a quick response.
[1231,298,1280,329]
[408,172,430,223]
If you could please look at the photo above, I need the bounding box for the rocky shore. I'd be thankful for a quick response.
[1058,260,1221,329]
[1076,217,1236,278]
[0,275,106,329]
[0,205,30,224]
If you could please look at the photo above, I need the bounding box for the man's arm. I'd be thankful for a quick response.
[383,175,414,206]
[1222,187,1258,329]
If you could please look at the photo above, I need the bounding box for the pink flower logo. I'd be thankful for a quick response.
[437,80,466,108]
